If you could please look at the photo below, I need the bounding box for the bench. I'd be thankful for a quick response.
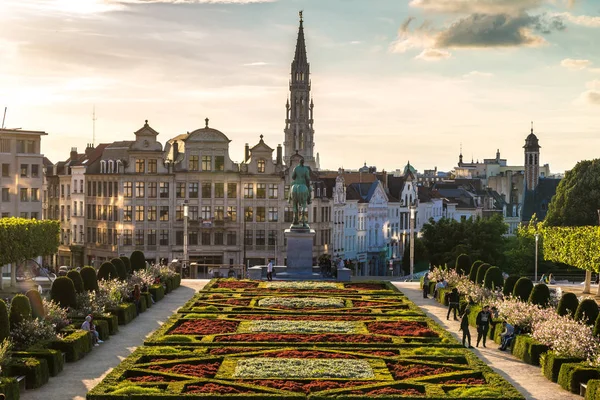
[16,375,26,391]
[580,382,587,396]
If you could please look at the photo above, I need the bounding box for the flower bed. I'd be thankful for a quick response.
[367,321,438,337]
[241,379,372,394]
[232,358,376,379]
[212,281,259,289]
[185,383,256,394]
[239,320,364,334]
[264,281,341,290]
[148,361,220,378]
[234,314,373,321]
[257,296,346,309]
[170,319,240,335]
[387,362,458,380]
[214,333,393,343]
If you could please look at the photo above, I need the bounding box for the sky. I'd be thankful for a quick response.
[1,0,600,174]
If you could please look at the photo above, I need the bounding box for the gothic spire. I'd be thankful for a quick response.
[293,11,307,66]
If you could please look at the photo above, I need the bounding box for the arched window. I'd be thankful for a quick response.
[257,159,266,173]
[108,160,114,174]
[299,131,305,150]
[100,160,106,174]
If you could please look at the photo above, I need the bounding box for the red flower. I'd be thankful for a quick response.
[170,319,240,335]
[367,321,438,337]
[215,333,392,343]
[148,362,220,378]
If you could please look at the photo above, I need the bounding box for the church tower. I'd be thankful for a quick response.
[524,122,541,191]
[284,11,316,168]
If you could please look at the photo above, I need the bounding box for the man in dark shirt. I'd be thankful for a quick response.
[476,305,492,348]
[446,288,460,320]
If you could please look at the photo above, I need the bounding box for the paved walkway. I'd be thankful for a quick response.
[21,279,209,400]
[394,282,580,400]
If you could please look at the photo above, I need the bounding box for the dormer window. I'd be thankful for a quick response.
[100,160,106,174]
[108,160,114,174]
[257,159,266,173]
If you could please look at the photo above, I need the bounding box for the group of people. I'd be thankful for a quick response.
[81,315,104,347]
[539,273,556,285]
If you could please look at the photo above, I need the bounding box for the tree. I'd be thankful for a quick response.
[97,262,118,281]
[9,294,32,330]
[50,276,77,309]
[129,251,146,273]
[401,237,429,276]
[111,258,127,281]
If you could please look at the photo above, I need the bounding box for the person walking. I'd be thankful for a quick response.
[446,287,460,320]
[459,307,473,348]
[422,273,430,299]
[476,305,492,348]
[266,260,273,281]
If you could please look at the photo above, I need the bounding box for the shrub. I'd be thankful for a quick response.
[469,260,483,282]
[48,330,92,362]
[10,318,57,351]
[149,284,165,302]
[120,255,133,275]
[529,283,551,307]
[541,351,584,382]
[11,349,63,377]
[511,335,548,366]
[455,253,471,275]
[0,377,19,400]
[111,258,127,281]
[129,251,145,272]
[557,292,579,318]
[10,294,32,330]
[483,266,503,290]
[594,314,600,337]
[66,270,85,293]
[42,299,70,332]
[475,263,491,285]
[0,299,10,342]
[97,262,118,281]
[512,277,534,302]
[5,357,49,389]
[586,379,600,400]
[0,338,11,370]
[502,275,520,297]
[26,289,45,320]
[558,362,600,394]
[50,276,78,309]
[80,266,99,292]
[575,299,599,326]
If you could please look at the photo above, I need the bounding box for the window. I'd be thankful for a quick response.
[257,159,266,173]
[124,206,132,222]
[107,181,112,197]
[245,206,253,222]
[20,164,28,177]
[147,206,157,221]
[202,155,212,171]
[31,165,39,178]
[1,188,9,202]
[20,188,28,202]
[135,182,145,198]
[269,230,277,246]
[113,182,117,197]
[124,182,132,198]
[107,205,112,220]
[1,212,9,218]
[214,232,224,245]
[214,183,224,198]
[135,229,144,246]
[188,155,199,171]
[256,206,266,222]
[256,230,265,246]
[268,206,278,222]
[214,206,224,221]
[284,185,290,199]
[227,206,237,222]
[17,140,34,153]
[256,183,266,199]
[124,230,132,245]
[113,206,118,221]
[147,229,157,245]
[31,212,38,220]
[227,183,237,198]
[159,182,169,198]
[215,156,224,171]
[20,212,28,219]
[176,182,186,198]
[92,182,96,197]
[1,164,8,177]
[189,231,198,246]
[245,230,253,246]
[202,182,211,198]
[31,188,39,202]
[175,231,183,245]
[176,205,184,221]
[201,206,211,220]
[244,183,253,199]
[160,230,169,246]
[189,206,198,221]
[148,159,157,173]
[227,232,236,246]
[189,182,199,198]
[268,184,278,199]
[284,206,293,223]
[0,140,10,153]
[202,231,211,245]
[160,206,169,221]
[135,159,145,173]
[148,182,157,198]
[136,206,145,221]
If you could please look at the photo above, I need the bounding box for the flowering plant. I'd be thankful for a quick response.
[128,269,155,292]
[0,338,11,373]
[70,291,106,318]
[98,279,130,308]
[43,299,71,332]
[490,297,554,333]
[10,319,58,350]
[533,313,599,360]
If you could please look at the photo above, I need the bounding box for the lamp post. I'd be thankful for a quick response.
[410,207,415,282]
[183,200,189,277]
[534,233,539,282]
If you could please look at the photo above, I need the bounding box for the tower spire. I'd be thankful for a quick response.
[293,10,307,66]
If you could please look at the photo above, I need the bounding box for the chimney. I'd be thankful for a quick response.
[276,145,282,165]
[70,147,78,161]
[244,143,250,163]
[85,143,94,156]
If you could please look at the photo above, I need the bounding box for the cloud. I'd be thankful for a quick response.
[463,70,494,78]
[409,0,546,14]
[553,12,600,28]
[575,80,600,106]
[349,41,363,45]
[116,0,275,3]
[415,48,451,61]
[560,58,592,70]
[243,62,269,66]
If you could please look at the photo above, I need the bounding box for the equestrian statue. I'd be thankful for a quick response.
[288,158,312,228]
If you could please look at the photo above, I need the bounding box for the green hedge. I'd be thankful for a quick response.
[0,377,19,400]
[502,276,520,297]
[108,303,137,325]
[92,314,119,336]
[586,379,600,400]
[97,262,118,281]
[25,289,45,320]
[72,318,110,341]
[81,266,99,292]
[484,266,503,290]
[541,351,584,382]
[437,287,453,306]
[576,299,599,326]
[0,218,59,267]
[149,284,165,302]
[142,292,152,309]
[511,335,548,366]
[129,251,145,272]
[557,292,579,318]
[5,357,49,389]
[164,277,173,294]
[173,273,181,288]
[9,294,32,330]
[528,284,550,307]
[12,349,64,377]
[475,263,491,285]
[557,362,600,394]
[513,277,533,302]
[50,276,77,309]
[67,270,85,293]
[469,260,483,282]
[48,330,92,362]
[139,295,148,314]
[110,258,127,281]
[0,299,10,342]
[119,256,132,276]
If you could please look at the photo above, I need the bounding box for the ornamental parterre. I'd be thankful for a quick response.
[87,279,525,400]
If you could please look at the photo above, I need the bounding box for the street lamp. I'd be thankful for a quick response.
[534,233,539,282]
[410,206,416,282]
[183,200,189,277]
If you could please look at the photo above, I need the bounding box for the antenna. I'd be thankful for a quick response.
[92,106,97,146]
[1,107,6,129]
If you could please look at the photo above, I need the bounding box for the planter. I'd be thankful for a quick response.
[108,303,137,326]
[586,379,600,400]
[142,292,152,309]
[149,284,165,302]
[92,314,119,335]
[512,335,548,366]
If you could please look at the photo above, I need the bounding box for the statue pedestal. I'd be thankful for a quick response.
[276,228,321,280]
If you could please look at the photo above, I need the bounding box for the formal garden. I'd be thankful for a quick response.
[87,279,523,399]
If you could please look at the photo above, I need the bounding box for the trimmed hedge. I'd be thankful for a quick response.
[12,349,64,377]
[511,335,548,366]
[142,292,152,309]
[108,303,137,326]
[586,379,600,400]
[483,266,503,290]
[50,276,77,309]
[0,299,10,342]
[5,357,49,389]
[92,314,119,335]
[81,266,99,292]
[528,283,550,307]
[149,284,165,302]
[164,277,173,293]
[475,263,491,285]
[110,258,127,281]
[129,251,145,272]
[67,270,85,293]
[9,294,32,330]
[48,330,93,362]
[455,253,471,275]
[139,295,148,314]
[541,351,584,382]
[0,377,19,400]
[173,273,181,288]
[502,275,520,297]
[97,262,118,281]
[557,362,600,394]
[25,289,45,320]
[119,256,132,275]
[72,318,110,341]
[512,277,533,302]
[557,292,579,318]
[469,260,483,282]
[594,314,600,337]
[575,298,599,326]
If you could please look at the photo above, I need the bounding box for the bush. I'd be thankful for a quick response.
[483,266,503,290]
[26,289,45,320]
[512,277,534,302]
[586,379,600,400]
[455,253,471,275]
[111,258,127,281]
[120,255,132,275]
[67,270,85,293]
[93,314,119,335]
[50,276,78,309]
[594,314,600,337]
[81,266,99,292]
[575,299,599,326]
[10,318,57,351]
[11,349,64,377]
[557,292,580,318]
[9,294,32,330]
[149,284,165,302]
[97,262,118,281]
[0,377,19,400]
[511,335,548,366]
[42,299,71,332]
[0,299,10,342]
[528,283,550,306]
[541,351,584,382]
[129,251,145,273]
[558,362,600,394]
[5,357,49,389]
[48,330,93,362]
[107,303,137,325]
[469,260,483,282]
[475,263,491,285]
[503,275,520,297]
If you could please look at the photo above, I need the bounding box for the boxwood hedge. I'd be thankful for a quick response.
[48,330,93,362]
[557,362,600,394]
[12,349,64,377]
[541,351,584,383]
[0,377,19,400]
[6,357,49,389]
[511,335,548,366]
[107,303,137,326]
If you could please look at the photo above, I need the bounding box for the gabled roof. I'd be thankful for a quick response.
[387,175,406,199]
[133,120,159,137]
[347,181,385,204]
[250,135,274,153]
[522,178,560,222]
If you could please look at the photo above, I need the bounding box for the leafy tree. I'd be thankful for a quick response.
[455,253,471,275]
[9,294,32,330]
[401,237,429,276]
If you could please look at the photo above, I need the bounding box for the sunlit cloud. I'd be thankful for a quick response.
[415,48,451,61]
[560,58,592,71]
[463,71,494,78]
[553,12,600,28]
[243,62,269,66]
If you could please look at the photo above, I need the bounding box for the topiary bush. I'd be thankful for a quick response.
[512,277,534,302]
[594,314,600,337]
[97,262,118,281]
[483,266,503,290]
[586,379,600,400]
[110,258,127,281]
[120,255,133,275]
[0,299,10,342]
[475,263,491,285]
[80,266,99,292]
[469,260,483,282]
[9,294,32,330]
[129,251,145,273]
[557,292,580,318]
[455,253,471,275]
[25,289,45,320]
[529,283,551,307]
[503,275,520,297]
[575,298,599,326]
[66,270,85,293]
[50,276,77,309]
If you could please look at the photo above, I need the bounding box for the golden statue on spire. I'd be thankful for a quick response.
[299,10,303,22]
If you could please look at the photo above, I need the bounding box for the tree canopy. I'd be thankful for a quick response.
[0,218,60,266]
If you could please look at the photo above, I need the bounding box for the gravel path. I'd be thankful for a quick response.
[20,279,209,400]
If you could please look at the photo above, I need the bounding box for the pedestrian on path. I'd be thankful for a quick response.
[446,288,460,320]
[459,307,473,348]
[422,273,430,298]
[476,305,492,348]
[266,260,273,281]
